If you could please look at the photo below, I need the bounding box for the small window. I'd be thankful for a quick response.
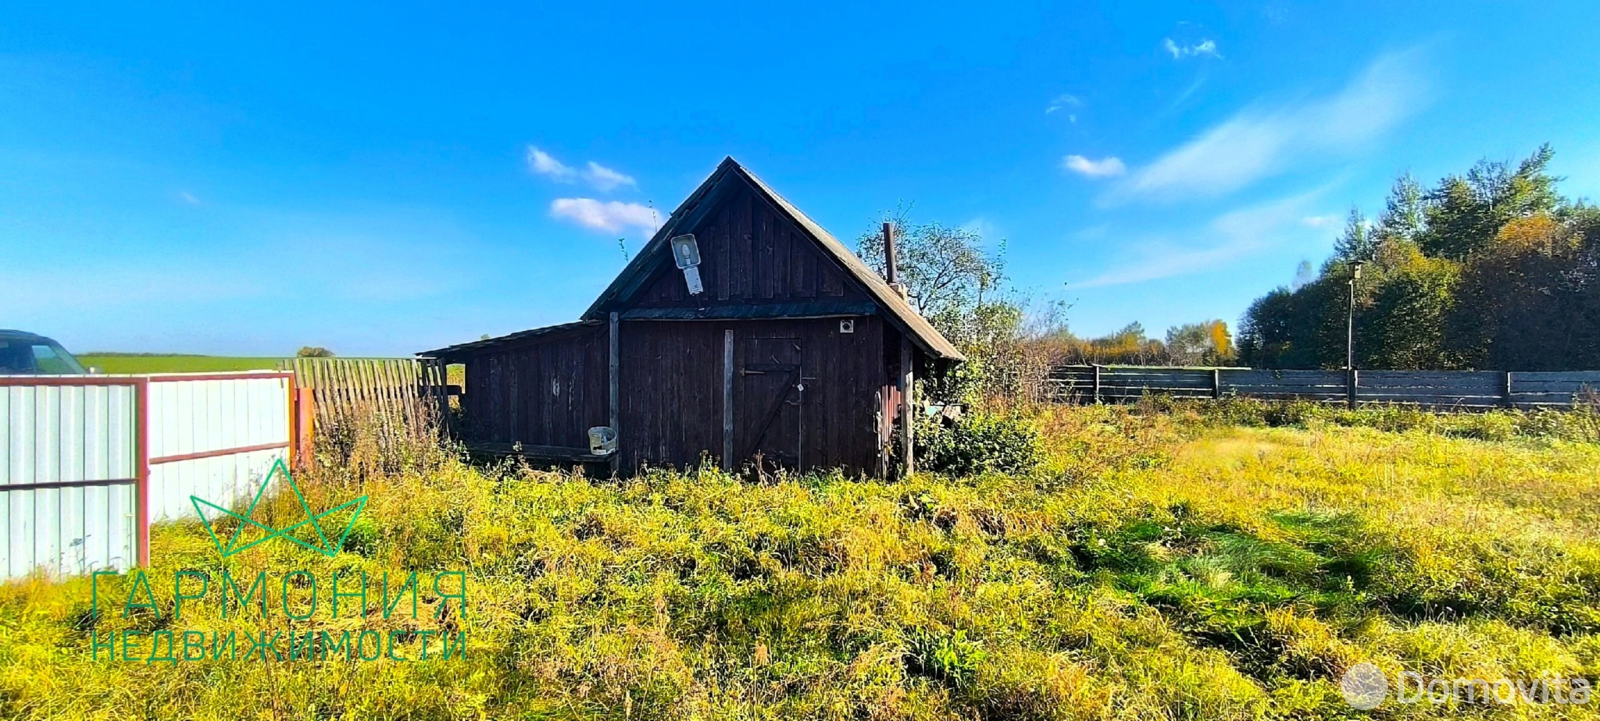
[0,341,30,373]
[32,344,84,374]
[0,340,87,374]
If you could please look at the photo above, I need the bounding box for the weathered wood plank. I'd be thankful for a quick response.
[1514,372,1600,383]
[621,302,877,320]
[722,329,734,470]
[1504,381,1600,393]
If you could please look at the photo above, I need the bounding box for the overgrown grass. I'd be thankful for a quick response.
[3,405,1599,719]
[1142,393,1600,445]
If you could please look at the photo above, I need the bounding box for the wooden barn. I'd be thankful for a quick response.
[420,157,963,476]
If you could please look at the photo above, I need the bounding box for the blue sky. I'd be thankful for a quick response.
[5,2,1600,356]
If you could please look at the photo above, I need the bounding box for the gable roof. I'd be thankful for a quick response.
[582,157,963,361]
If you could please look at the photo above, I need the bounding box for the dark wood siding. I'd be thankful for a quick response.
[447,167,938,477]
[617,317,886,474]
[632,181,870,309]
[461,325,608,448]
[615,320,723,472]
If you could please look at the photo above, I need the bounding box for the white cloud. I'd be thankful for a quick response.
[584,161,636,191]
[526,147,576,181]
[1301,215,1338,228]
[526,147,638,191]
[550,198,660,235]
[1074,189,1324,288]
[1063,155,1127,178]
[1117,49,1428,201]
[1163,38,1220,59]
[1046,94,1082,120]
[176,191,200,205]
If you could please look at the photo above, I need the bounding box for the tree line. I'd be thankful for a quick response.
[856,217,1236,405]
[1239,145,1600,371]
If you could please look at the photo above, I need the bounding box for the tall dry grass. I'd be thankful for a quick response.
[3,404,1600,719]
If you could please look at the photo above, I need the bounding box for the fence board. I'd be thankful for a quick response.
[1516,372,1600,383]
[1510,382,1600,394]
[1051,365,1600,409]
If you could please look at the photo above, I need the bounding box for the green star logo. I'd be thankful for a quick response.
[191,458,368,558]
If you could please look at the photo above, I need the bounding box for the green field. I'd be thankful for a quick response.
[76,354,287,374]
[4,403,1599,719]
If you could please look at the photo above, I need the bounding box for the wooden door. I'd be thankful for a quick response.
[735,335,804,470]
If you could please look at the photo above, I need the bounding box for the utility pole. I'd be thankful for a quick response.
[1346,261,1365,370]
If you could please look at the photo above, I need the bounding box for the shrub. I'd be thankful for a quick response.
[906,628,988,689]
[340,514,380,556]
[916,411,1044,477]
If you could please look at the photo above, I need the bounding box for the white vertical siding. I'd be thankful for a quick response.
[146,376,290,522]
[1,382,138,581]
[2,372,290,582]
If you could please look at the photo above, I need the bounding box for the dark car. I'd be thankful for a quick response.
[0,330,90,374]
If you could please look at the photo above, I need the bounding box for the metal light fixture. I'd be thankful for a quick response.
[670,234,704,295]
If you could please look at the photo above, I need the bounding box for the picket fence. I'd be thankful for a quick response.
[280,357,450,433]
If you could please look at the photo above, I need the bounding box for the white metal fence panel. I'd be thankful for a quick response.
[147,375,290,522]
[1,381,138,580]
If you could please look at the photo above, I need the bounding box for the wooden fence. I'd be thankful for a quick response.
[280,358,451,439]
[1049,366,1600,410]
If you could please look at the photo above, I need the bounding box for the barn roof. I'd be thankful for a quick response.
[421,157,963,362]
[420,320,601,359]
[582,157,964,361]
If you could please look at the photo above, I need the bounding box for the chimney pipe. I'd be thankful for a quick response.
[882,222,899,286]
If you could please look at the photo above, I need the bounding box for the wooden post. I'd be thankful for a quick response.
[134,377,151,567]
[296,387,316,466]
[609,312,621,475]
[1212,368,1222,400]
[1503,371,1515,408]
[1092,365,1102,405]
[287,374,298,465]
[876,390,889,478]
[1347,369,1359,409]
[900,339,914,477]
[435,359,451,438]
[883,222,899,286]
[722,329,735,471]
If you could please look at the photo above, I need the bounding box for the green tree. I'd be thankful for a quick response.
[1359,253,1458,369]
[856,219,1002,334]
[1446,213,1593,369]
[856,215,1022,403]
[1238,144,1598,370]
[1377,173,1427,245]
[1165,320,1235,366]
[1420,145,1560,260]
[1333,208,1376,263]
